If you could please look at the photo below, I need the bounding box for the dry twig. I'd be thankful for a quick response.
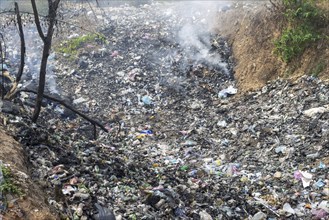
[18,88,108,139]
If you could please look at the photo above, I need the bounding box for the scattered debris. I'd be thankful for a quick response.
[0,1,328,220]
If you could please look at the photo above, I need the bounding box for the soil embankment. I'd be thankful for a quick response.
[216,2,329,92]
[0,125,57,219]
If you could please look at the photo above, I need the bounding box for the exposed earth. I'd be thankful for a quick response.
[0,1,328,220]
[215,1,329,92]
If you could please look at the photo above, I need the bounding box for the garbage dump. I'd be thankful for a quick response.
[0,1,328,219]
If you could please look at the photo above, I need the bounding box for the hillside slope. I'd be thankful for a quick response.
[216,2,329,92]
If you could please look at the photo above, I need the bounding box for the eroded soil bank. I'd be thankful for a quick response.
[0,124,58,219]
[216,2,329,92]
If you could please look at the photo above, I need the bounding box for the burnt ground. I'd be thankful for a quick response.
[0,1,329,220]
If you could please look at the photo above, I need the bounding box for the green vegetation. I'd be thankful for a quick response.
[309,60,326,77]
[57,33,107,58]
[274,0,327,62]
[274,26,320,62]
[283,0,322,24]
[0,165,22,195]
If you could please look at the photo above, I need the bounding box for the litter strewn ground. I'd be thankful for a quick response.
[0,2,328,220]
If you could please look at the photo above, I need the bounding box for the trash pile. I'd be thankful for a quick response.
[1,2,329,220]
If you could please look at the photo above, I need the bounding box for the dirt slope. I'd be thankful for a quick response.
[0,124,57,220]
[215,3,329,93]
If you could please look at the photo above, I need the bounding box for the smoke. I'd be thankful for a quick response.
[175,1,232,74]
[153,1,233,79]
[177,23,229,74]
[2,1,234,102]
[4,25,59,95]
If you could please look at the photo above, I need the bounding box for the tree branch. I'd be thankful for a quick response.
[4,3,26,100]
[0,34,5,100]
[84,0,98,22]
[0,10,100,37]
[19,88,108,134]
[31,0,45,42]
[14,2,25,84]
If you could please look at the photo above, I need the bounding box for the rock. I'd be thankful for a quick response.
[322,187,329,196]
[306,152,319,159]
[94,204,116,220]
[181,140,198,146]
[141,96,152,105]
[275,145,287,154]
[155,199,166,209]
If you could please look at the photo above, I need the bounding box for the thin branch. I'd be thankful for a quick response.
[14,2,25,84]
[0,10,100,37]
[0,9,46,16]
[0,34,5,100]
[95,0,100,7]
[4,2,27,100]
[31,0,45,42]
[19,88,108,134]
[1,46,3,100]
[84,0,98,22]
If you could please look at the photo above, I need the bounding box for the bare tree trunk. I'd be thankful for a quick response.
[5,2,26,99]
[0,34,5,99]
[31,0,60,122]
[14,2,25,84]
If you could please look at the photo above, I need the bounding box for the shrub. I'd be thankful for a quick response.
[273,0,327,62]
[283,0,320,23]
[0,165,22,195]
[274,25,320,62]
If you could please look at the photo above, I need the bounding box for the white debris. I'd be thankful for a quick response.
[303,105,329,117]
